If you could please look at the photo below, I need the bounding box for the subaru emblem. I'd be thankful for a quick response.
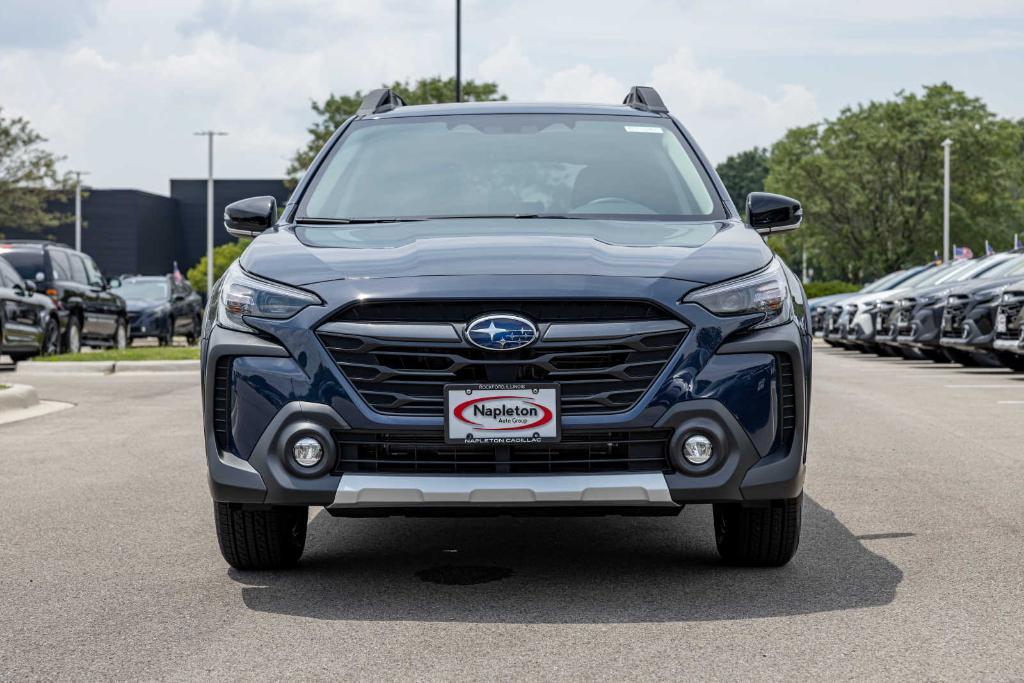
[466,314,538,351]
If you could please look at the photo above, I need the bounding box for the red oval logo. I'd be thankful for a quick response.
[453,395,553,431]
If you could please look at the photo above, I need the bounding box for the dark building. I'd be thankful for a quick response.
[0,179,291,278]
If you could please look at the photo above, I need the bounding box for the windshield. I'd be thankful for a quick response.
[0,250,45,281]
[968,253,1024,279]
[863,269,914,292]
[300,114,724,222]
[115,280,168,300]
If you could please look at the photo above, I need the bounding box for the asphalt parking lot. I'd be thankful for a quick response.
[2,343,1023,680]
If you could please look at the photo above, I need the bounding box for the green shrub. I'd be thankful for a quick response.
[187,239,251,294]
[803,280,861,299]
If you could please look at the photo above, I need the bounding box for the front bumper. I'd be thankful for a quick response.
[896,304,944,349]
[203,278,810,513]
[128,310,170,338]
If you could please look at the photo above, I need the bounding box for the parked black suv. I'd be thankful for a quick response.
[114,275,203,345]
[0,255,60,360]
[0,241,128,352]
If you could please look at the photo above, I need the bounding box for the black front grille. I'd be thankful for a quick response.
[334,429,673,474]
[318,300,685,416]
[996,295,1024,340]
[212,357,232,451]
[875,302,897,337]
[896,299,916,335]
[942,296,969,338]
[335,300,668,323]
[826,306,843,333]
[778,355,796,447]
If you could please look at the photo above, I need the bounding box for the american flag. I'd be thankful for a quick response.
[953,245,973,260]
[985,240,995,256]
[172,261,183,283]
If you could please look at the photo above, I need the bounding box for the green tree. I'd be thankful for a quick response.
[766,84,1024,281]
[187,239,250,295]
[715,147,769,214]
[287,76,505,182]
[0,108,70,234]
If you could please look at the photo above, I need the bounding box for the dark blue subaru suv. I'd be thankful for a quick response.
[202,86,810,570]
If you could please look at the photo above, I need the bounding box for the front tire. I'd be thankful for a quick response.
[214,503,308,570]
[65,317,82,354]
[114,319,128,350]
[713,493,802,567]
[41,320,61,356]
[995,351,1024,372]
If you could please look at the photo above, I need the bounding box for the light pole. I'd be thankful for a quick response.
[71,170,90,252]
[455,0,462,102]
[193,131,228,296]
[942,138,952,263]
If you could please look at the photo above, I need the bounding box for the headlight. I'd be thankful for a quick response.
[861,300,878,312]
[684,258,791,329]
[919,290,949,306]
[216,263,322,332]
[971,288,1000,303]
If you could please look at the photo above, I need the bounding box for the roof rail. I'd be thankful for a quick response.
[0,239,73,249]
[356,88,407,115]
[623,86,668,114]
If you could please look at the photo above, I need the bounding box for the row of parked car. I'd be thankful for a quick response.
[0,240,203,361]
[809,248,1024,370]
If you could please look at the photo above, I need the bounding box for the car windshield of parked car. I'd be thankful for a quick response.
[299,114,724,222]
[0,250,45,282]
[115,280,168,300]
[966,253,1024,279]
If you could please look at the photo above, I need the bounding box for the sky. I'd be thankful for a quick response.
[1,0,1022,195]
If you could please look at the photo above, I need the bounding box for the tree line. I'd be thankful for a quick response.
[717,84,1024,282]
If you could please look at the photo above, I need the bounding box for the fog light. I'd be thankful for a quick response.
[682,434,713,465]
[292,437,323,467]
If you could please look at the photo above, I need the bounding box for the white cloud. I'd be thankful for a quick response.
[650,49,820,160]
[0,0,1021,194]
[539,65,624,104]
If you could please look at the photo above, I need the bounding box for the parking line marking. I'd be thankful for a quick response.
[944,384,1024,389]
[997,400,1024,404]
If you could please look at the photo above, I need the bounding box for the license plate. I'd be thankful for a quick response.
[445,384,560,444]
[997,314,1007,333]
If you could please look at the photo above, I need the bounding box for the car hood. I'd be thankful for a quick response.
[808,293,854,308]
[124,299,166,312]
[239,219,773,287]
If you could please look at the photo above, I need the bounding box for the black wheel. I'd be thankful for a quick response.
[995,351,1024,372]
[41,319,61,356]
[714,493,802,567]
[65,316,82,354]
[921,348,950,363]
[159,318,174,347]
[113,319,128,350]
[214,503,307,570]
[186,315,201,346]
[943,348,978,367]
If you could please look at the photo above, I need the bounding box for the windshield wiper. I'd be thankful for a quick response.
[297,217,428,225]
[296,213,591,224]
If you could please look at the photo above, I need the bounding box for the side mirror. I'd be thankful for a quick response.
[24,280,37,295]
[224,196,277,238]
[746,192,802,235]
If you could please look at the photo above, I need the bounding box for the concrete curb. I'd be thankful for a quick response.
[0,384,40,411]
[113,360,201,373]
[19,360,199,374]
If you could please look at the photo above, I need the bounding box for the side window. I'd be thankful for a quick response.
[69,255,89,285]
[49,250,72,281]
[82,257,104,287]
